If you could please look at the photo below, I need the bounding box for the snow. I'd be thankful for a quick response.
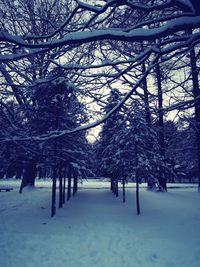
[0,179,200,267]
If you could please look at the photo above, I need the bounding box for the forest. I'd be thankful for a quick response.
[0,0,200,216]
[1,1,200,267]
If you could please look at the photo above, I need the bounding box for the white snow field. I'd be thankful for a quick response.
[0,179,200,267]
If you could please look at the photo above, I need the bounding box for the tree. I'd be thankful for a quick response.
[189,41,200,190]
[30,72,89,215]
[96,89,125,195]
[154,63,167,191]
[167,117,199,183]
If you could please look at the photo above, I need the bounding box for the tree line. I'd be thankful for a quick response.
[0,0,200,215]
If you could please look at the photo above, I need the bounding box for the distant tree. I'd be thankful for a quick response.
[171,117,198,183]
[163,120,178,183]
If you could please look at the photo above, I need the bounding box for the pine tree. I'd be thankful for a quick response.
[18,70,90,209]
[96,89,125,195]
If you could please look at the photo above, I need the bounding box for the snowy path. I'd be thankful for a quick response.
[0,181,200,267]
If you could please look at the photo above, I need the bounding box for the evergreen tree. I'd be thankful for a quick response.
[16,70,90,196]
[96,89,124,178]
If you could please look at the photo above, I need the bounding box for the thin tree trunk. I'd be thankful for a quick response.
[122,178,125,203]
[114,179,116,195]
[59,169,63,208]
[142,62,156,190]
[142,62,151,126]
[73,170,78,196]
[135,143,140,215]
[62,168,67,204]
[16,166,23,180]
[111,176,115,194]
[156,63,167,191]
[51,99,60,216]
[189,43,200,191]
[51,167,57,217]
[115,178,119,197]
[19,160,37,194]
[136,171,140,215]
[141,56,156,190]
[67,164,72,201]
[111,175,115,194]
[110,177,113,192]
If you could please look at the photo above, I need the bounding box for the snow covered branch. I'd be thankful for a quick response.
[1,16,200,52]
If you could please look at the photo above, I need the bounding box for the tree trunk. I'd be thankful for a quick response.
[189,43,200,191]
[67,165,72,201]
[111,175,115,194]
[19,160,37,193]
[38,166,46,179]
[136,171,140,215]
[59,169,63,208]
[156,63,167,192]
[110,176,113,192]
[16,166,23,180]
[135,143,141,215]
[115,178,119,197]
[51,98,60,216]
[51,167,57,217]
[73,170,78,196]
[142,62,152,126]
[62,168,67,204]
[141,59,156,190]
[6,164,15,179]
[122,178,125,203]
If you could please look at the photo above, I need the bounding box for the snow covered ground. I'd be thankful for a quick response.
[0,179,200,267]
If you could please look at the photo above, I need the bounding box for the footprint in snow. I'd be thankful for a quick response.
[148,253,158,262]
